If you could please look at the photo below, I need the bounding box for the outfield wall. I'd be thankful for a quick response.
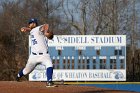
[29,35,126,81]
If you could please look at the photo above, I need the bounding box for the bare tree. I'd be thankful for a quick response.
[0,0,67,80]
[62,0,90,35]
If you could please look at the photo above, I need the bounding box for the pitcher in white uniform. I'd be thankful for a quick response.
[16,18,55,87]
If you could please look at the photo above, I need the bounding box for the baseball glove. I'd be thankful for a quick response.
[41,24,54,40]
[46,31,54,40]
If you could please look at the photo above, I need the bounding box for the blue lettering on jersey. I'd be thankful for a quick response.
[31,35,37,45]
[32,39,37,45]
[31,35,34,38]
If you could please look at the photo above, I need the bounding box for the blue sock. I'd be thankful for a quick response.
[18,69,24,78]
[46,67,53,82]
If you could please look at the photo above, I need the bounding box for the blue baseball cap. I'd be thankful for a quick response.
[28,18,38,25]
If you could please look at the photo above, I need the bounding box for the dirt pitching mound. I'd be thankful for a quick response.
[0,81,137,93]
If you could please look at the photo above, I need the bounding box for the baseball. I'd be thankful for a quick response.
[21,28,25,32]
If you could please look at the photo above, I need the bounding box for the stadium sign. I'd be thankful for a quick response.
[29,35,126,81]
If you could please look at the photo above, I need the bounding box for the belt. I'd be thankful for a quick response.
[32,51,48,55]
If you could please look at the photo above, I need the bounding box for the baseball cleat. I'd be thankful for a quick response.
[16,76,20,82]
[46,82,57,87]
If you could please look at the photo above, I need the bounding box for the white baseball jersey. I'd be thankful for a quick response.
[22,26,53,75]
[30,26,48,53]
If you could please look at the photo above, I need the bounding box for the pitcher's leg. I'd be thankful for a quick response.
[46,67,57,87]
[17,68,24,79]
[46,67,53,82]
[44,61,53,83]
[16,61,36,81]
[41,55,56,87]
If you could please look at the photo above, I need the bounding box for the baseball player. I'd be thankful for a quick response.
[16,18,56,87]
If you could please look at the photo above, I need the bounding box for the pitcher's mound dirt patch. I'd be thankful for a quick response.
[0,81,137,93]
